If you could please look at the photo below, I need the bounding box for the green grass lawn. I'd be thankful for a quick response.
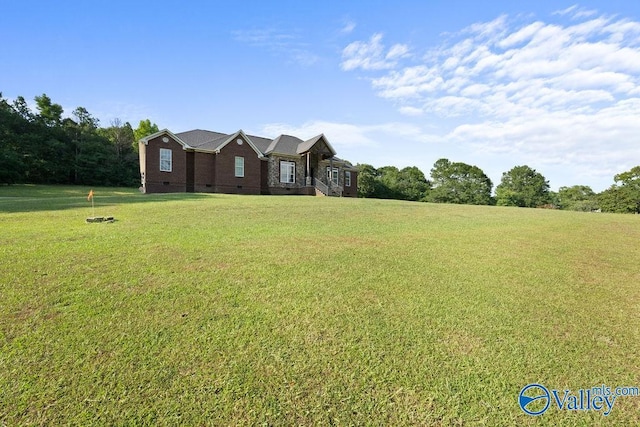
[1,185,639,425]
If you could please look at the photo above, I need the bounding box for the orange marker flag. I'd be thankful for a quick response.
[87,189,94,201]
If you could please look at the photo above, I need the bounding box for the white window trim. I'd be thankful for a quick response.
[235,156,244,177]
[345,171,351,187]
[327,167,339,184]
[280,160,296,184]
[160,148,172,172]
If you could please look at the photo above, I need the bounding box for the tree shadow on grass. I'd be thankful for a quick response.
[0,185,217,213]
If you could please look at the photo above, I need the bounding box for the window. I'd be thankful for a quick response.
[345,171,351,187]
[280,161,296,183]
[327,167,339,184]
[235,156,244,177]
[160,148,172,172]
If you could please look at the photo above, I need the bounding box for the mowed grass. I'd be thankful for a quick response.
[1,186,639,426]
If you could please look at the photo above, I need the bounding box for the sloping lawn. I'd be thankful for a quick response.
[1,185,639,425]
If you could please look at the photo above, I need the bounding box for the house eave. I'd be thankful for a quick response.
[139,129,195,150]
[215,129,266,158]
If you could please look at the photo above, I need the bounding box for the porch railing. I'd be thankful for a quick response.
[314,179,329,195]
[312,178,343,196]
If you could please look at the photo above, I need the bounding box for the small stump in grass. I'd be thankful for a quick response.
[86,216,115,223]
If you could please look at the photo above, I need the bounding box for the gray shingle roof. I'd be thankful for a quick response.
[175,129,227,148]
[246,134,272,153]
[265,134,304,155]
[174,129,333,157]
[297,134,336,156]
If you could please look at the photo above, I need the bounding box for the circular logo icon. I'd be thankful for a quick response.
[519,383,550,416]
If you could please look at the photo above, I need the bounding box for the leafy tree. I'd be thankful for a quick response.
[356,163,378,198]
[495,165,550,207]
[557,185,598,211]
[377,166,403,199]
[356,164,430,201]
[0,92,143,186]
[133,119,159,151]
[597,166,640,213]
[427,158,493,205]
[99,119,139,186]
[0,95,26,183]
[66,107,103,184]
[598,186,638,214]
[12,96,34,121]
[102,119,134,158]
[397,166,430,201]
[34,93,63,127]
[73,106,99,129]
[614,166,640,188]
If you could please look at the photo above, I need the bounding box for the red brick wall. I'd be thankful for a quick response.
[261,161,269,194]
[194,151,216,193]
[143,135,186,193]
[343,171,358,197]
[214,136,262,194]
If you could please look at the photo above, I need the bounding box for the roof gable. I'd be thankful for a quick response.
[140,128,339,161]
[215,130,265,158]
[246,134,272,153]
[139,129,193,150]
[297,134,337,156]
[265,134,304,155]
[175,129,228,148]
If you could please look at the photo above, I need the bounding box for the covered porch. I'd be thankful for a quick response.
[298,135,343,196]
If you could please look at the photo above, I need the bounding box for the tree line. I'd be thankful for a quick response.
[357,160,640,214]
[0,93,158,187]
[1,92,637,213]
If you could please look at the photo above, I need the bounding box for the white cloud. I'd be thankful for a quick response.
[340,20,356,34]
[341,33,410,71]
[232,27,319,66]
[498,21,545,48]
[258,120,430,149]
[554,5,578,16]
[386,43,410,60]
[554,5,598,20]
[398,106,424,116]
[232,28,297,47]
[340,9,640,190]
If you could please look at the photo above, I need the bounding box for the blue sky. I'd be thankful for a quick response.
[2,1,640,192]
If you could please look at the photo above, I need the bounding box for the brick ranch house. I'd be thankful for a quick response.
[138,129,358,196]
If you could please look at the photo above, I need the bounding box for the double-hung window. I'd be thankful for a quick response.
[235,156,244,177]
[280,161,296,183]
[327,167,339,184]
[345,171,351,187]
[160,148,172,172]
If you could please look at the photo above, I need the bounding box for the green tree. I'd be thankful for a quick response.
[34,93,63,127]
[597,166,640,213]
[12,96,34,121]
[557,185,598,211]
[397,166,430,201]
[99,119,139,186]
[0,94,26,183]
[133,119,159,151]
[377,166,402,199]
[356,164,430,201]
[67,107,102,184]
[0,92,142,187]
[356,163,378,198]
[614,166,640,188]
[427,158,493,205]
[495,165,550,207]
